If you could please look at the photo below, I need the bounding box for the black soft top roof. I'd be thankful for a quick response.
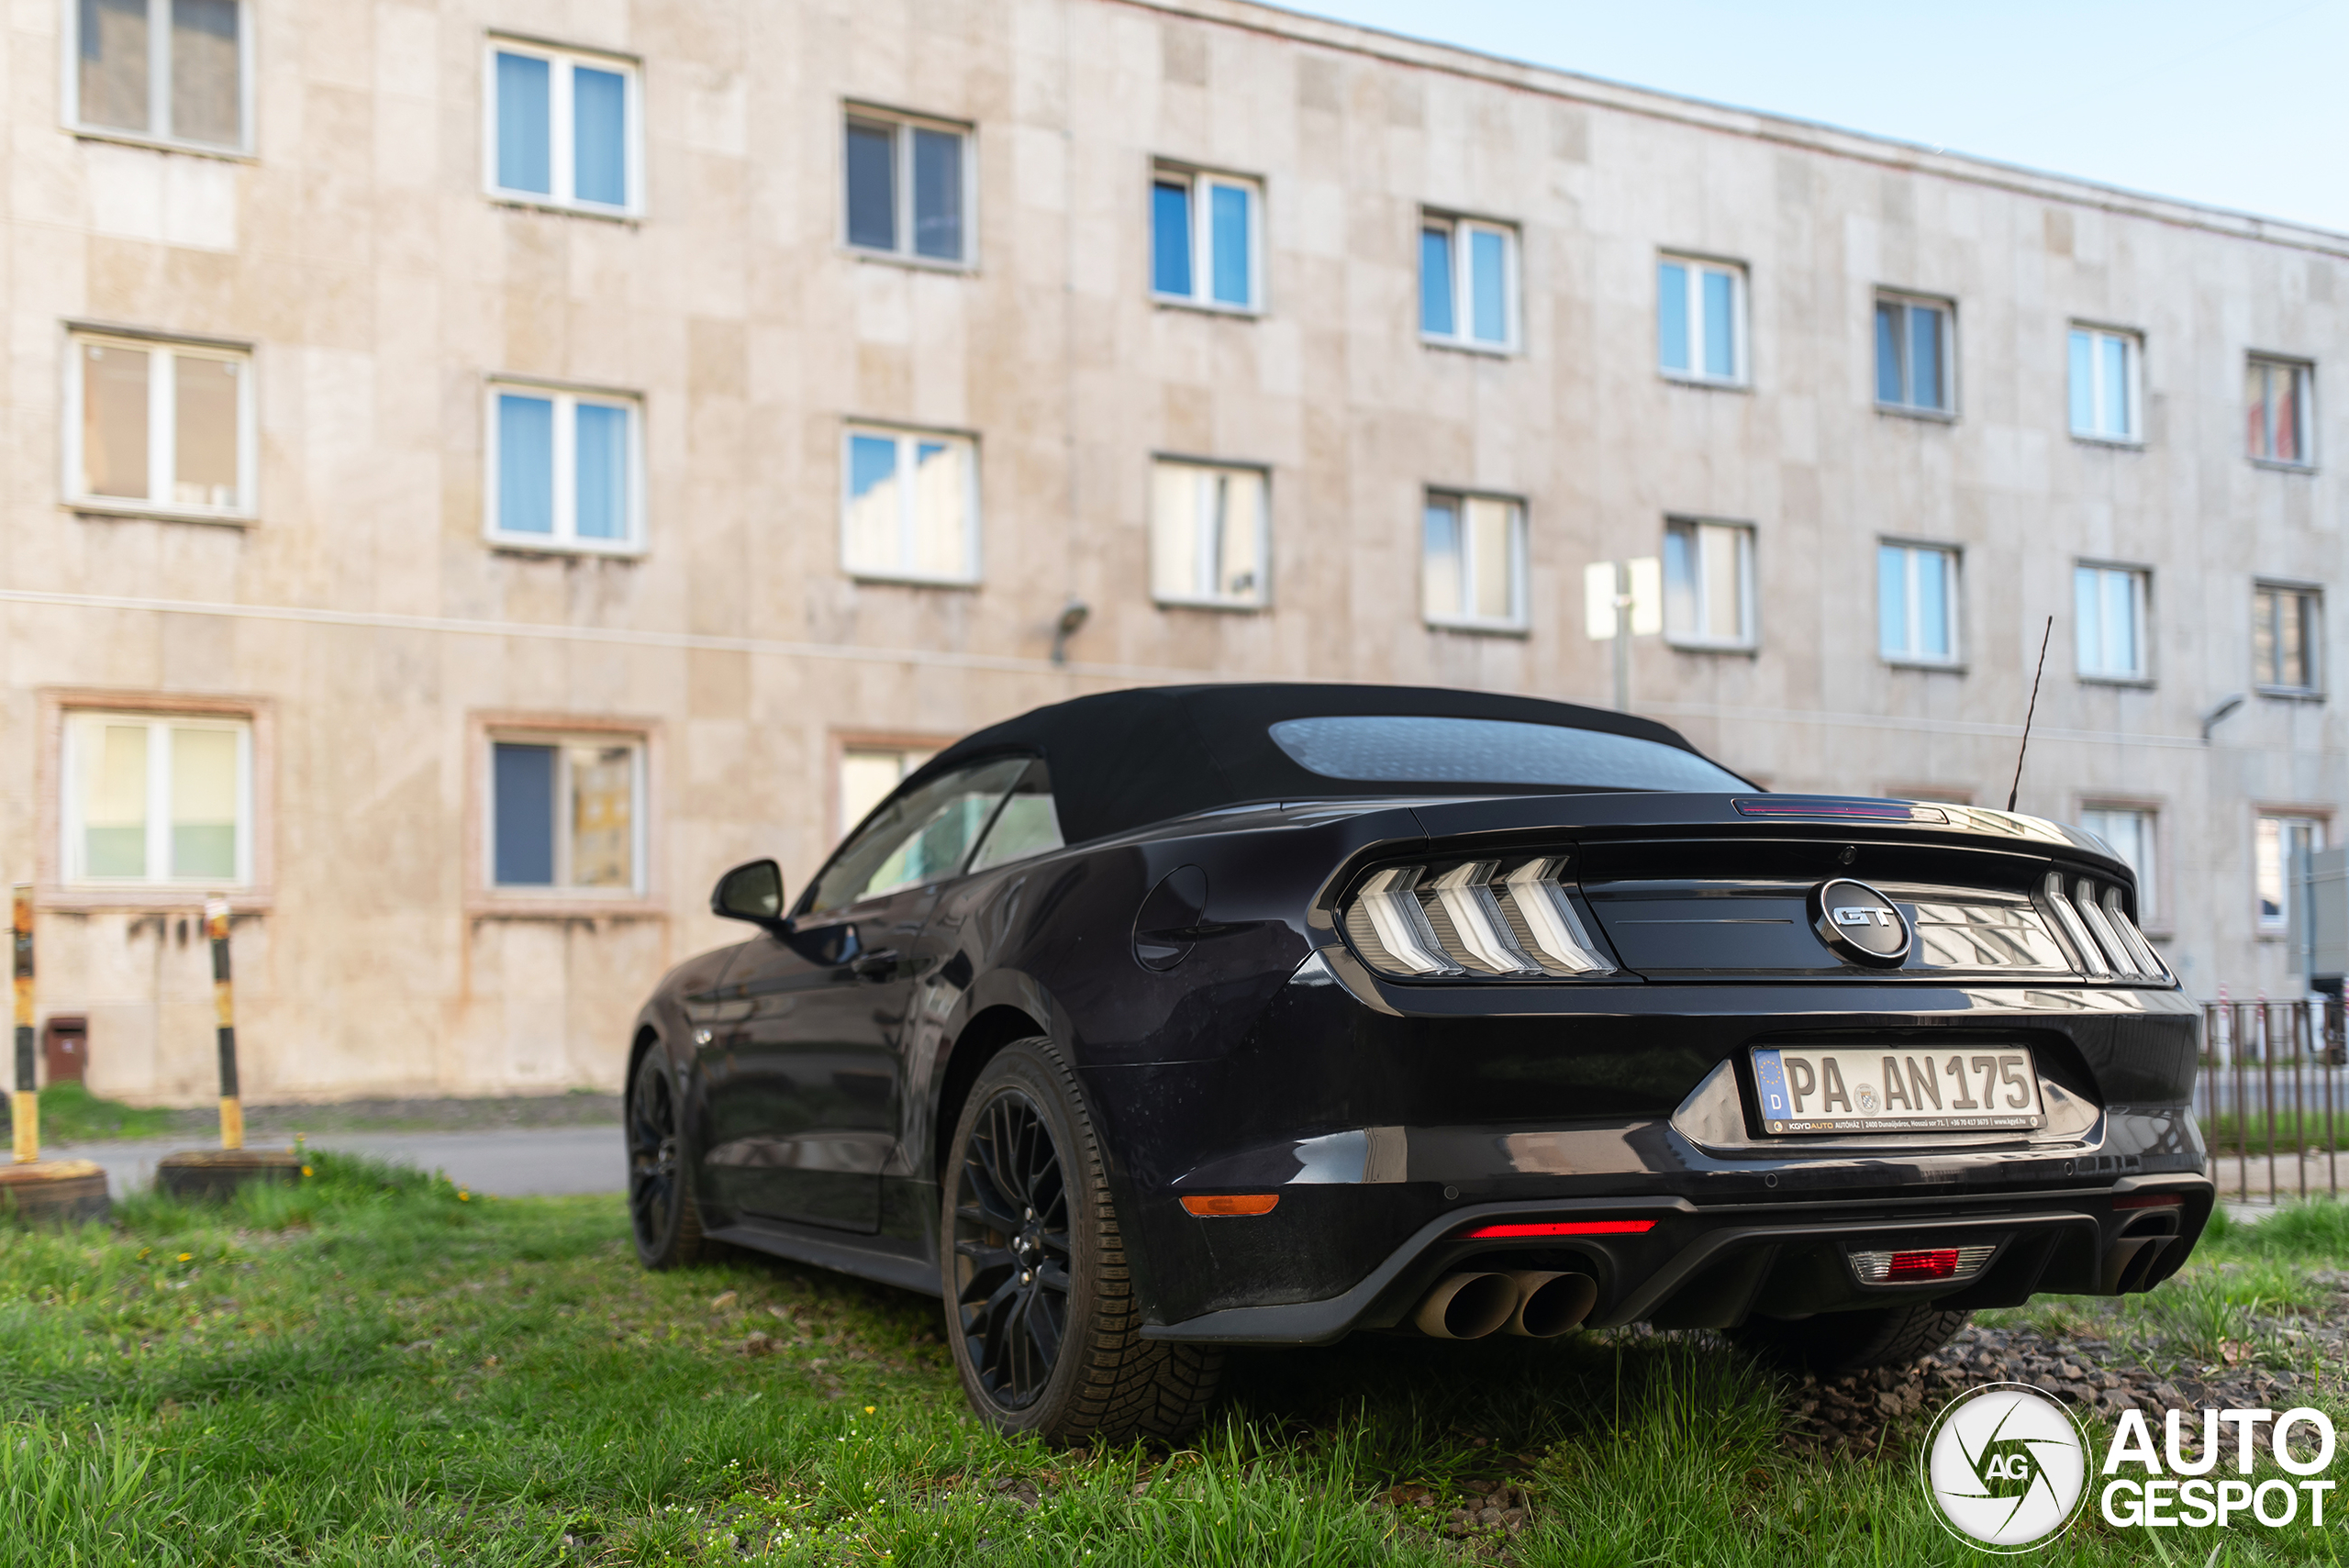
[906,683,1730,847]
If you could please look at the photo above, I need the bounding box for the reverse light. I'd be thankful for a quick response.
[2113,1193,2185,1211]
[1459,1219,1656,1239]
[1342,856,1613,980]
[1180,1194,1280,1218]
[1848,1243,1996,1284]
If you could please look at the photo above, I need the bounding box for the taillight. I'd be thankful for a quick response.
[1849,1242,1996,1284]
[2040,870,2168,983]
[1341,856,1613,979]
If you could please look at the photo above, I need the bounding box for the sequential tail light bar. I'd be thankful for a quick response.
[1848,1243,1996,1284]
[1458,1219,1656,1240]
[1180,1194,1280,1218]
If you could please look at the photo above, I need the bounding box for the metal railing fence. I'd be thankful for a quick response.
[2196,998,2346,1203]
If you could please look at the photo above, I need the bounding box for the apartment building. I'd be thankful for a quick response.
[2,0,2343,1103]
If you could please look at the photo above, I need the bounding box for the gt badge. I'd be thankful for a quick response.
[1810,878,1910,967]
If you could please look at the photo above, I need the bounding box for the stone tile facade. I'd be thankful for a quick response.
[1,0,2341,1102]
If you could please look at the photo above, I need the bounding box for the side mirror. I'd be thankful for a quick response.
[712,860,785,928]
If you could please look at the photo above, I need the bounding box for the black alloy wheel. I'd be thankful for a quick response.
[628,1047,707,1269]
[941,1039,1223,1443]
[952,1090,1072,1408]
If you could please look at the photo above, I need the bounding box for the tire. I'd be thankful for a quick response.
[628,1046,708,1270]
[1730,1303,1972,1377]
[941,1037,1222,1443]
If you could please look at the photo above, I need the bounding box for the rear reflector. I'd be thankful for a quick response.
[1181,1194,1279,1218]
[1460,1219,1655,1240]
[2113,1193,2185,1210]
[1849,1242,1996,1284]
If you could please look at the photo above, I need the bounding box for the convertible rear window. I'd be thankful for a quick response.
[1267,715,1746,793]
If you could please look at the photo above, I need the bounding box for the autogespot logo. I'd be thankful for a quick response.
[1920,1385,2089,1551]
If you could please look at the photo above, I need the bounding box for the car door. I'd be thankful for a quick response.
[705,756,1030,1233]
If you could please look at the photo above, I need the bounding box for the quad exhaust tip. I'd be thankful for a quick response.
[1412,1270,1598,1340]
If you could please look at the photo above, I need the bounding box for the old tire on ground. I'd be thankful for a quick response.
[628,1046,707,1270]
[942,1037,1221,1443]
[1730,1303,1973,1376]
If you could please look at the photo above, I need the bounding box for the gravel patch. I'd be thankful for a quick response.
[1789,1271,2349,1455]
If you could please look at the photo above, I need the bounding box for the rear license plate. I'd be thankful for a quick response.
[1751,1046,2046,1134]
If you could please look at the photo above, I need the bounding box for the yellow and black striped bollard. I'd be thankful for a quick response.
[0,884,107,1223]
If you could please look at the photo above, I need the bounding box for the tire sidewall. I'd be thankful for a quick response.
[941,1040,1103,1439]
[629,1049,696,1269]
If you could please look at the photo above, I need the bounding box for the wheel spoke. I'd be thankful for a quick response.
[950,1084,1077,1410]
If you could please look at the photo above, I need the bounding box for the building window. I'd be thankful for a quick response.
[838,744,938,840]
[1656,257,1745,384]
[2074,563,2149,681]
[489,736,644,894]
[2247,357,2313,467]
[843,108,972,265]
[61,711,251,885]
[1877,542,1959,663]
[1421,493,1526,630]
[1875,295,1953,413]
[1152,460,1268,608]
[2254,583,2322,695]
[485,384,641,551]
[1664,517,1756,648]
[2256,814,2325,935]
[484,39,638,214]
[2078,806,2157,920]
[66,331,253,518]
[2068,326,2141,441]
[1421,216,1517,350]
[70,0,246,150]
[841,427,980,584]
[1152,166,1260,312]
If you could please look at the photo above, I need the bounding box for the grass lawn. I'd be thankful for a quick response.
[4,1161,2345,1566]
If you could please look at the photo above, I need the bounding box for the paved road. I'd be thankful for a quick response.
[52,1124,627,1200]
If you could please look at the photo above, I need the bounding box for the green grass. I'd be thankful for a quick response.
[2201,1108,2349,1153]
[4,1162,2346,1565]
[1,1082,180,1144]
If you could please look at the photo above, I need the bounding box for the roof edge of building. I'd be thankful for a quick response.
[1124,0,2349,257]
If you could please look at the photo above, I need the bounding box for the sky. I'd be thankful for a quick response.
[1281,1,2349,233]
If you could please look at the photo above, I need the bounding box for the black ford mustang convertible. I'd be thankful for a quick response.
[625,684,2210,1441]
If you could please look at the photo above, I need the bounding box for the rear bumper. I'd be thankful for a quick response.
[1141,1173,2213,1344]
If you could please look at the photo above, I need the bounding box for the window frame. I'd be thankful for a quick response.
[1662,516,1759,652]
[2073,561,2154,684]
[2254,809,2329,939]
[1873,291,1956,417]
[2068,323,2143,444]
[830,733,949,842]
[1420,489,1530,634]
[58,707,255,891]
[61,326,258,524]
[1655,253,1748,387]
[838,422,983,587]
[840,103,977,270]
[2076,801,2162,927]
[61,0,255,156]
[1419,211,1520,355]
[480,35,644,218]
[481,378,646,555]
[2246,354,2316,470]
[797,753,1034,920]
[1150,161,1264,316]
[2252,579,2324,698]
[1876,539,1963,667]
[1149,455,1272,611]
[472,716,656,912]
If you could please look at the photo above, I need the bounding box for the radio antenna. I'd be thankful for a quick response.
[2006,616,2054,813]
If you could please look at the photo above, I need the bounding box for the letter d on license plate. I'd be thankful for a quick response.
[1752,1046,2047,1134]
